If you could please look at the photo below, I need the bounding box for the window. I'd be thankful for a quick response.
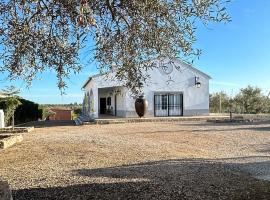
[107,97,111,106]
[169,94,174,110]
[154,95,161,110]
[161,95,167,110]
[154,93,183,117]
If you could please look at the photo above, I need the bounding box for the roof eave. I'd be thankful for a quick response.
[176,59,212,80]
[81,77,92,89]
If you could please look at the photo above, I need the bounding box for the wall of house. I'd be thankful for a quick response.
[83,58,210,118]
[123,58,210,117]
[83,74,126,118]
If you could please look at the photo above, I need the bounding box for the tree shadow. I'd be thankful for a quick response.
[180,120,270,127]
[13,158,270,200]
[234,126,270,132]
[175,121,270,132]
[256,143,270,154]
[13,182,162,200]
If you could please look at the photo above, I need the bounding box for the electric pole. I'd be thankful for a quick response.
[219,92,222,113]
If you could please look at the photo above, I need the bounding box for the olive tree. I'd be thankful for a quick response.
[0,0,230,95]
[234,86,265,114]
[210,91,231,113]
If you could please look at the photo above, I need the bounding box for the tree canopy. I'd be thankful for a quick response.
[210,91,230,113]
[210,86,270,114]
[0,0,230,95]
[234,86,265,114]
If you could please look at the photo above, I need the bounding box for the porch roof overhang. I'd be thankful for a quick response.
[82,77,92,89]
[81,73,104,89]
[81,72,111,89]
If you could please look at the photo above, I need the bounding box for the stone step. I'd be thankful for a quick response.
[81,116,231,126]
[96,120,126,125]
[78,115,90,122]
[74,118,83,126]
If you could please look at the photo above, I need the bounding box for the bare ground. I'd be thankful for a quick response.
[1,121,270,199]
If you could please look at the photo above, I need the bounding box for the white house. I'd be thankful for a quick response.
[82,58,211,119]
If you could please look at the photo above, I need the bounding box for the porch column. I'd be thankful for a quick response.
[92,88,99,118]
[0,110,4,128]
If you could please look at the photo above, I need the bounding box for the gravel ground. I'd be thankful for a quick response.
[1,120,270,199]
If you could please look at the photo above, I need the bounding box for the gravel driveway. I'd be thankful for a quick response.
[1,121,270,199]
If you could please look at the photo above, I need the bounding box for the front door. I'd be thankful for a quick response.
[100,98,106,114]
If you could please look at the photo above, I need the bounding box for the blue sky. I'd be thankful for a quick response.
[0,0,269,104]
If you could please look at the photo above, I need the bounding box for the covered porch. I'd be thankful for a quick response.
[96,86,127,118]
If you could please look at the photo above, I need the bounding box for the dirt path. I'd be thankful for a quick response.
[1,121,270,199]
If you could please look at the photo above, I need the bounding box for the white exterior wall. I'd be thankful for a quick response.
[82,58,210,118]
[83,73,125,118]
[0,109,4,128]
[120,59,210,117]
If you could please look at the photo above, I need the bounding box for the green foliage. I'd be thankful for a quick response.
[0,97,40,126]
[0,0,231,94]
[233,86,264,114]
[15,99,40,124]
[0,86,21,126]
[38,109,43,119]
[72,107,82,119]
[39,105,55,120]
[0,86,41,125]
[73,107,82,115]
[210,86,269,114]
[210,92,231,113]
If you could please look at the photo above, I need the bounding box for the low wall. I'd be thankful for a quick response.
[0,127,34,134]
[0,135,23,149]
[86,115,230,125]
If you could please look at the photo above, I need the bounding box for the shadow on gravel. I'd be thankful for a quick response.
[14,159,270,200]
[234,126,270,132]
[256,143,270,154]
[179,120,270,127]
[22,120,75,128]
[175,121,270,132]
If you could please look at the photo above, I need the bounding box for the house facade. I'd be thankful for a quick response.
[82,58,211,119]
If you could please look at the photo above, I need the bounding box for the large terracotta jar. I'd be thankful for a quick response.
[135,96,148,118]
